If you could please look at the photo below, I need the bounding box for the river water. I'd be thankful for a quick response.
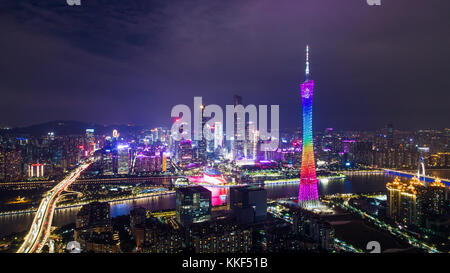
[1,170,449,237]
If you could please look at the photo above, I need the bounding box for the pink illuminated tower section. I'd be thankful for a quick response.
[298,45,319,208]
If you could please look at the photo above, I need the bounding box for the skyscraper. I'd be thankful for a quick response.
[245,121,259,160]
[176,186,212,227]
[85,129,95,154]
[298,45,319,208]
[387,176,448,226]
[233,95,245,160]
[230,186,267,225]
[214,121,223,150]
[117,144,130,174]
[179,140,193,167]
[198,104,207,163]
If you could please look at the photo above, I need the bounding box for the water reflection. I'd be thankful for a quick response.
[1,171,448,237]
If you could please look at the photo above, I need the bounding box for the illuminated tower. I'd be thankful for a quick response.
[298,45,319,208]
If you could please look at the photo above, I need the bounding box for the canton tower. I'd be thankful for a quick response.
[298,45,319,208]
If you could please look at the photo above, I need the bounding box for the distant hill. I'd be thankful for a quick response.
[3,120,144,137]
[7,120,102,136]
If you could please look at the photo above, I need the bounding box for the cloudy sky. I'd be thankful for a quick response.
[0,0,449,130]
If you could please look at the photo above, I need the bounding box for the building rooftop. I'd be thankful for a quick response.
[177,186,211,195]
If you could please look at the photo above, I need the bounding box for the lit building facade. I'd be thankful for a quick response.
[197,105,207,163]
[233,95,245,160]
[179,140,193,167]
[27,163,44,178]
[298,45,319,208]
[176,186,212,227]
[387,176,448,227]
[214,121,223,150]
[117,144,130,175]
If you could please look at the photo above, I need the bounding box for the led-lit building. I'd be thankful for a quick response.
[179,140,193,167]
[298,45,319,208]
[197,104,207,163]
[162,152,169,172]
[387,176,448,226]
[112,129,119,139]
[101,149,114,175]
[85,129,95,154]
[386,176,422,226]
[245,121,259,160]
[233,95,245,160]
[214,121,223,150]
[117,144,130,175]
[202,168,226,185]
[27,163,44,178]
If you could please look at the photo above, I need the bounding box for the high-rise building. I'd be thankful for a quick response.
[298,45,319,208]
[245,121,259,160]
[387,176,423,226]
[179,140,193,167]
[0,149,22,181]
[187,218,252,253]
[291,208,335,251]
[230,186,267,225]
[386,123,394,150]
[176,186,212,227]
[102,149,114,175]
[85,129,95,155]
[74,202,118,252]
[162,152,169,172]
[75,201,111,230]
[387,176,448,226]
[233,95,245,160]
[117,143,130,174]
[214,121,223,150]
[420,178,447,216]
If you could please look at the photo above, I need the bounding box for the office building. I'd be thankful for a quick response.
[230,186,267,225]
[176,186,212,226]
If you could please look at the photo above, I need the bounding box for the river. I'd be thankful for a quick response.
[1,170,449,237]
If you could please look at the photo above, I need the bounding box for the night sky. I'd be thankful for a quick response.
[1,0,449,131]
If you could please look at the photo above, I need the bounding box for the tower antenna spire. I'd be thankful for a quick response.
[305,45,310,80]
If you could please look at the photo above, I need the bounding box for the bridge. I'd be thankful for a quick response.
[17,158,94,253]
[383,169,450,187]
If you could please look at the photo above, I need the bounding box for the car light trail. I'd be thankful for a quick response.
[17,158,94,253]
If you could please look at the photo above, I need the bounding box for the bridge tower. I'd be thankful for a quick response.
[417,157,426,182]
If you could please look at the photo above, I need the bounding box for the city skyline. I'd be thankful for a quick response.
[1,0,449,130]
[1,0,449,258]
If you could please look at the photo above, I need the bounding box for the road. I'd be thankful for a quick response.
[17,158,93,253]
[383,169,450,185]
